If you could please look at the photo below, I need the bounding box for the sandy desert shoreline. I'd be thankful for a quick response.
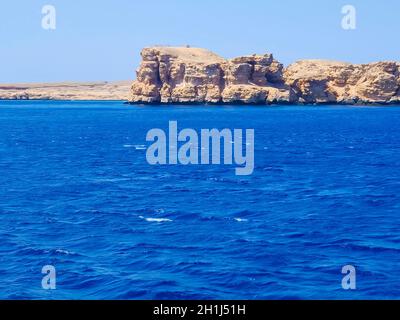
[0,81,132,101]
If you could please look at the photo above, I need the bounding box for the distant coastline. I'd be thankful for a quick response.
[2,47,400,106]
[0,81,131,101]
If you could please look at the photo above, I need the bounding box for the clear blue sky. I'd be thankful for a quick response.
[0,0,399,82]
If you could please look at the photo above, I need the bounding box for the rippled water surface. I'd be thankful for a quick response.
[1,101,400,299]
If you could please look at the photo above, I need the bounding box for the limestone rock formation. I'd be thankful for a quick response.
[129,46,400,105]
[284,60,400,104]
[130,47,294,104]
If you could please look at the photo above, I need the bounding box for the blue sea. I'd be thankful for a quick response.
[1,101,400,300]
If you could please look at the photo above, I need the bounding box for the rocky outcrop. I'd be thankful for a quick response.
[130,47,294,104]
[284,60,400,104]
[130,47,400,105]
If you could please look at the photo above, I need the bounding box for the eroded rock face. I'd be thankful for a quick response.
[284,60,400,104]
[130,47,293,104]
[130,47,400,105]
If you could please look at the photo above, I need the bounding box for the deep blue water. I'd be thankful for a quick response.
[1,101,400,300]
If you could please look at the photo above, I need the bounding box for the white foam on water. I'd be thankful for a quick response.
[55,249,75,255]
[139,216,172,223]
[134,145,147,150]
[234,218,248,222]
[123,144,147,150]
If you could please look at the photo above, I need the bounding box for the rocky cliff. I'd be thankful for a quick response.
[285,60,400,104]
[129,47,400,105]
